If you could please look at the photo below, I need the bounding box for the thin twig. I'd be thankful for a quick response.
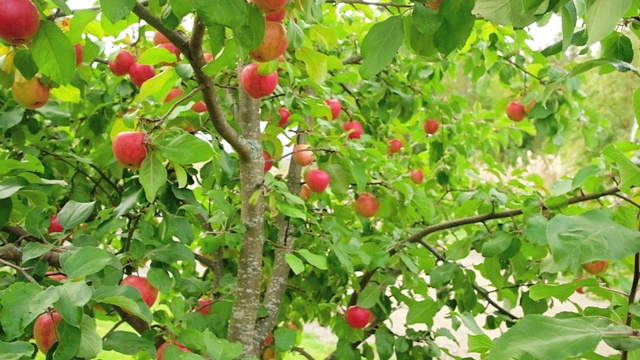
[614,193,640,209]
[500,55,548,85]
[622,219,640,360]
[154,86,202,130]
[102,319,125,340]
[292,347,315,360]
[0,258,39,284]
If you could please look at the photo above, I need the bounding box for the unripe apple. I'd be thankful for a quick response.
[157,341,190,360]
[265,9,286,22]
[108,50,136,76]
[153,31,170,46]
[74,44,83,66]
[388,138,402,154]
[264,151,274,172]
[262,347,277,360]
[277,107,290,127]
[34,311,62,354]
[344,306,371,329]
[292,144,313,166]
[120,275,158,307]
[325,99,341,120]
[249,21,288,62]
[305,169,330,193]
[195,299,214,315]
[45,271,67,282]
[251,0,288,12]
[0,0,41,45]
[506,100,526,122]
[354,192,379,218]
[240,63,278,99]
[129,63,156,87]
[12,74,50,109]
[423,118,439,135]
[48,215,64,234]
[583,260,608,275]
[163,88,184,103]
[343,121,363,139]
[191,101,207,113]
[299,185,311,201]
[156,43,181,66]
[410,169,424,184]
[112,131,147,169]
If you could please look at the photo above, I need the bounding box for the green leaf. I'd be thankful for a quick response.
[487,315,601,360]
[412,3,442,36]
[274,327,297,352]
[0,341,34,360]
[481,231,513,257]
[603,143,640,193]
[13,49,38,80]
[92,286,153,323]
[0,283,41,339]
[100,0,136,23]
[32,21,75,85]
[51,0,73,16]
[54,282,92,326]
[0,177,27,199]
[203,330,243,360]
[468,334,492,353]
[604,325,640,351]
[529,278,599,302]
[634,87,640,126]
[0,198,11,228]
[434,0,475,55]
[61,247,114,279]
[194,0,246,28]
[76,315,103,358]
[134,67,176,103]
[325,163,350,194]
[524,214,548,246]
[275,202,306,220]
[114,185,142,217]
[139,153,168,202]
[602,33,634,63]
[547,210,640,270]
[50,84,82,103]
[103,331,156,355]
[585,0,632,46]
[561,2,577,52]
[297,249,327,270]
[147,268,172,294]
[285,253,305,275]
[57,200,95,229]
[232,5,265,51]
[21,242,54,263]
[359,16,403,79]
[406,298,438,326]
[295,46,327,84]
[148,242,195,263]
[473,0,546,27]
[137,47,179,66]
[375,328,395,360]
[156,132,214,164]
[356,283,381,309]
[0,108,25,131]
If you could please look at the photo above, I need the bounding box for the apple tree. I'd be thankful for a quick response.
[2,0,640,359]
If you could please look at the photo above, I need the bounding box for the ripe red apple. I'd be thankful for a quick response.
[388,138,402,154]
[153,31,171,45]
[157,341,190,360]
[343,121,363,139]
[12,74,50,109]
[45,271,67,282]
[277,107,290,127]
[156,43,181,66]
[264,332,274,346]
[344,306,371,329]
[191,101,207,113]
[410,169,424,184]
[506,101,525,122]
[240,63,278,99]
[48,215,64,234]
[129,63,156,87]
[163,88,184,103]
[423,118,439,135]
[251,0,288,12]
[108,50,136,76]
[74,43,83,66]
[203,52,213,63]
[264,151,274,172]
[292,144,313,166]
[112,131,147,169]
[426,0,442,10]
[299,185,311,201]
[120,275,158,307]
[354,192,379,218]
[34,311,62,354]
[325,99,341,119]
[0,0,41,45]
[249,21,288,62]
[195,299,213,315]
[265,9,286,22]
[583,260,608,275]
[305,169,330,193]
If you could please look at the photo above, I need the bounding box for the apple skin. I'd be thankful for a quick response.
[163,88,184,103]
[240,63,278,99]
[265,9,286,22]
[423,118,439,135]
[506,100,526,122]
[157,341,190,360]
[129,63,156,87]
[343,121,364,139]
[74,44,83,66]
[388,138,402,154]
[262,347,277,360]
[292,144,313,166]
[249,21,288,62]
[121,275,158,307]
[251,0,288,12]
[196,299,214,315]
[156,43,181,66]
[203,52,213,63]
[426,0,442,10]
[325,99,341,119]
[153,31,171,45]
[45,271,67,282]
[583,260,608,275]
[48,215,64,234]
[0,0,41,45]
[305,169,330,193]
[277,107,290,127]
[299,185,311,201]
[264,151,274,172]
[345,306,371,329]
[108,50,136,76]
[354,192,379,218]
[264,332,274,346]
[191,101,207,113]
[410,169,424,184]
[112,131,147,169]
[34,311,62,354]
[12,75,50,109]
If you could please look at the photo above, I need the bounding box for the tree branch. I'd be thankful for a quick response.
[131,2,190,57]
[0,258,39,284]
[327,0,413,8]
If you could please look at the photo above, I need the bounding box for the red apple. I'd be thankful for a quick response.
[264,151,274,172]
[191,101,207,113]
[195,299,214,315]
[163,88,184,103]
[305,169,329,193]
[45,271,67,282]
[153,31,171,45]
[262,347,277,360]
[34,311,62,354]
[426,0,442,10]
[583,260,608,275]
[265,9,286,22]
[354,192,379,218]
[506,100,526,122]
[423,118,439,135]
[121,275,158,307]
[74,43,83,66]
[240,63,278,99]
[325,99,341,119]
[251,0,288,12]
[345,306,371,329]
[292,144,313,166]
[264,332,274,346]
[343,121,363,139]
[410,169,424,184]
[0,0,41,45]
[249,21,288,62]
[277,107,290,127]
[156,43,181,66]
[48,215,64,234]
[203,52,213,63]
[108,50,136,76]
[129,63,156,87]
[112,131,147,169]
[388,138,402,154]
[12,74,50,109]
[299,185,311,201]
[157,341,190,360]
